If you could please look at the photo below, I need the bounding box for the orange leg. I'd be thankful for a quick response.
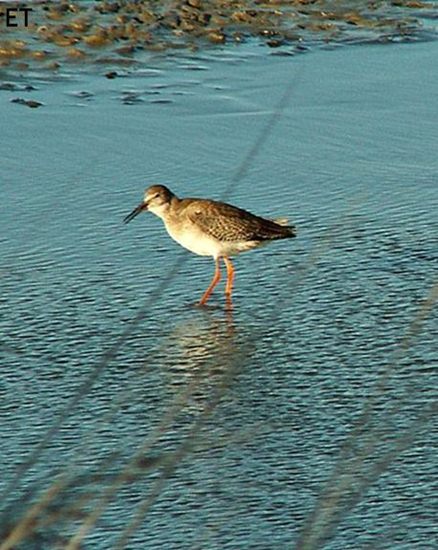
[199,257,221,305]
[223,257,235,303]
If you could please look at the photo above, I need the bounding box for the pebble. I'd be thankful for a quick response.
[11,98,43,108]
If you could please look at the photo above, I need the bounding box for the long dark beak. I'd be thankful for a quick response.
[123,202,147,224]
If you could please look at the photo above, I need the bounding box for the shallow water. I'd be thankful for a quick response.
[1,38,437,549]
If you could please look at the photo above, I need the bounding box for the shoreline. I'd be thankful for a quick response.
[0,0,436,75]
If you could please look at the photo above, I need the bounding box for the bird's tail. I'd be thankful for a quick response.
[272,217,289,226]
[270,217,297,238]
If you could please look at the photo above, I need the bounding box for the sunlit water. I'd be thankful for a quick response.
[1,38,437,549]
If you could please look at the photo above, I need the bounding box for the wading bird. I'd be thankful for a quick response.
[124,185,296,306]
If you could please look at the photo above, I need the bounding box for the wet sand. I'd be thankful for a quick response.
[0,0,436,73]
[1,23,437,550]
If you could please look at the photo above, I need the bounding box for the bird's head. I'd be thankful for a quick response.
[124,185,174,223]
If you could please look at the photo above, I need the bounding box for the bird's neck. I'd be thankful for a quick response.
[150,195,180,222]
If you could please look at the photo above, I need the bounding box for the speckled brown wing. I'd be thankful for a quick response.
[186,199,296,242]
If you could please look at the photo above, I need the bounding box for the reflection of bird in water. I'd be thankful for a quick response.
[158,311,242,412]
[165,311,236,374]
[124,185,296,306]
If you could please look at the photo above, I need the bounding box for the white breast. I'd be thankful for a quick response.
[164,222,257,258]
[165,222,220,257]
